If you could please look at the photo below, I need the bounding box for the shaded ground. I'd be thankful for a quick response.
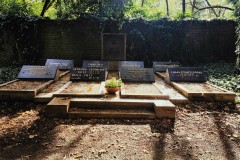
[0,101,239,160]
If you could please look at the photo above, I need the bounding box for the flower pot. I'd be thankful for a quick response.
[106,87,119,94]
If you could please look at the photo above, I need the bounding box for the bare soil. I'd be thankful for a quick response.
[0,80,47,90]
[124,83,162,95]
[61,82,101,94]
[0,101,239,160]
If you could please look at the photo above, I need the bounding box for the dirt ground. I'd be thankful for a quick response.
[0,101,239,160]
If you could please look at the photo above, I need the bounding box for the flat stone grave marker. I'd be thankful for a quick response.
[45,59,74,70]
[71,68,107,81]
[120,68,155,82]
[18,65,57,80]
[153,61,180,72]
[166,67,206,82]
[118,61,144,70]
[101,33,126,61]
[82,60,109,70]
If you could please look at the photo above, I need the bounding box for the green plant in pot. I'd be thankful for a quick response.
[105,77,122,94]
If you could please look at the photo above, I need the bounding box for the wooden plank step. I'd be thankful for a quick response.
[68,109,156,119]
[46,97,71,117]
[70,99,153,110]
[46,97,175,119]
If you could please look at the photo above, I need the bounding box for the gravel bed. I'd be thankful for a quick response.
[0,80,47,90]
[123,83,162,94]
[61,82,101,94]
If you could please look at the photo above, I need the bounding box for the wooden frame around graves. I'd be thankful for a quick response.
[155,72,236,101]
[120,82,169,99]
[55,70,70,80]
[171,82,236,101]
[0,79,54,100]
[34,81,72,103]
[53,81,105,98]
[154,75,188,104]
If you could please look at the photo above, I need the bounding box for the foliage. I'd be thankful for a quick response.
[204,63,240,93]
[174,11,194,20]
[0,15,40,65]
[0,0,43,16]
[124,0,162,20]
[0,67,20,84]
[105,77,122,88]
[228,0,240,72]
[0,0,235,20]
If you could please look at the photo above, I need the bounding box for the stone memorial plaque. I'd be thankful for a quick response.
[71,68,106,81]
[102,33,126,61]
[45,59,73,70]
[18,65,57,79]
[120,68,155,82]
[167,67,206,82]
[118,61,144,70]
[153,61,180,72]
[82,60,109,70]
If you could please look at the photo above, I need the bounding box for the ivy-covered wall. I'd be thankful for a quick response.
[0,16,40,66]
[0,16,237,67]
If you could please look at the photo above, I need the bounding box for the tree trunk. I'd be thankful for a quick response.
[40,0,56,17]
[192,0,196,13]
[40,0,50,17]
[165,0,169,16]
[141,0,145,7]
[182,0,186,17]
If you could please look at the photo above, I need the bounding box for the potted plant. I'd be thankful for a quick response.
[105,77,122,94]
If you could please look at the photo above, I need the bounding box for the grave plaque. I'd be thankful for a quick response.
[71,68,106,81]
[153,61,180,72]
[18,65,57,79]
[102,33,126,61]
[82,60,109,70]
[167,67,206,82]
[45,59,73,70]
[118,61,144,70]
[120,68,155,82]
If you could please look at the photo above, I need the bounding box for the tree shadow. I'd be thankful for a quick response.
[0,101,175,159]
[153,133,198,160]
[179,101,239,160]
[212,112,239,160]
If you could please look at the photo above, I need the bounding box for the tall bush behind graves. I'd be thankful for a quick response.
[0,15,40,66]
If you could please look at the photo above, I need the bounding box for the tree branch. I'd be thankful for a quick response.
[205,0,218,17]
[197,6,234,11]
[189,0,234,12]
